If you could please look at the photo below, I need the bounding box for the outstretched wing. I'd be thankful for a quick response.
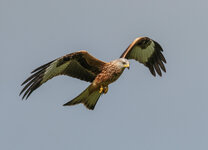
[20,50,106,99]
[120,37,166,76]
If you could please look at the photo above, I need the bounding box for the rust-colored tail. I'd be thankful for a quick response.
[63,84,102,110]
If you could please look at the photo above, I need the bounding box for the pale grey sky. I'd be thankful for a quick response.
[1,0,208,150]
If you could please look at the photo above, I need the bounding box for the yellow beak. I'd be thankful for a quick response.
[123,64,130,69]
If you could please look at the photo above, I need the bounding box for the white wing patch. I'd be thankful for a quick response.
[129,41,155,64]
[41,60,71,84]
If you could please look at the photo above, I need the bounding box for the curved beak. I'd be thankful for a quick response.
[123,64,130,69]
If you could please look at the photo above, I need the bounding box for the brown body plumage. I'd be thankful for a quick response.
[63,59,128,109]
[93,62,124,87]
[20,37,166,110]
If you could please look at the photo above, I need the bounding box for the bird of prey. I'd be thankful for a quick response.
[20,37,166,110]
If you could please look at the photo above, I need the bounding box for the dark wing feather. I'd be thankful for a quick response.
[120,37,166,76]
[20,50,106,99]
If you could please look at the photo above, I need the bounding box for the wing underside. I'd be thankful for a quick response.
[120,37,166,76]
[20,50,106,99]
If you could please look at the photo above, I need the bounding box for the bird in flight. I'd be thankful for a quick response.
[20,37,166,110]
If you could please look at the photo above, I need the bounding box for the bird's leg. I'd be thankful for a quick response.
[99,85,104,94]
[103,86,108,94]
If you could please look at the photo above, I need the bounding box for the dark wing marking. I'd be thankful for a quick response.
[120,37,166,76]
[20,50,106,99]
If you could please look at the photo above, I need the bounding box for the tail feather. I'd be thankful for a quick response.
[83,90,102,110]
[63,84,102,110]
[63,86,89,106]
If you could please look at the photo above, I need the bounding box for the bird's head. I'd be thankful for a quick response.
[113,58,130,70]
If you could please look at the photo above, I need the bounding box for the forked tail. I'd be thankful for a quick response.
[63,84,102,110]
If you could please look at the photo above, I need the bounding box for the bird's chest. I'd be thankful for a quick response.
[110,71,123,82]
[95,67,123,85]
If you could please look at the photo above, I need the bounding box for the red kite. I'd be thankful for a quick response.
[20,37,166,110]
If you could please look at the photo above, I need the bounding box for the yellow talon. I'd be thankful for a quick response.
[99,86,103,93]
[103,86,108,94]
[99,85,108,94]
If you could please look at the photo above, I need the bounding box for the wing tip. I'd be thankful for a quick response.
[146,40,167,77]
[20,73,43,100]
[20,59,55,100]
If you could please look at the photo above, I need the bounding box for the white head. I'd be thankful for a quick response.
[112,58,130,69]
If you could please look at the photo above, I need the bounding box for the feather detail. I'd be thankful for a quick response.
[63,84,102,110]
[20,50,106,100]
[120,37,166,76]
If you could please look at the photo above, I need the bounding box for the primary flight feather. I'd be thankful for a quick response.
[20,37,166,110]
